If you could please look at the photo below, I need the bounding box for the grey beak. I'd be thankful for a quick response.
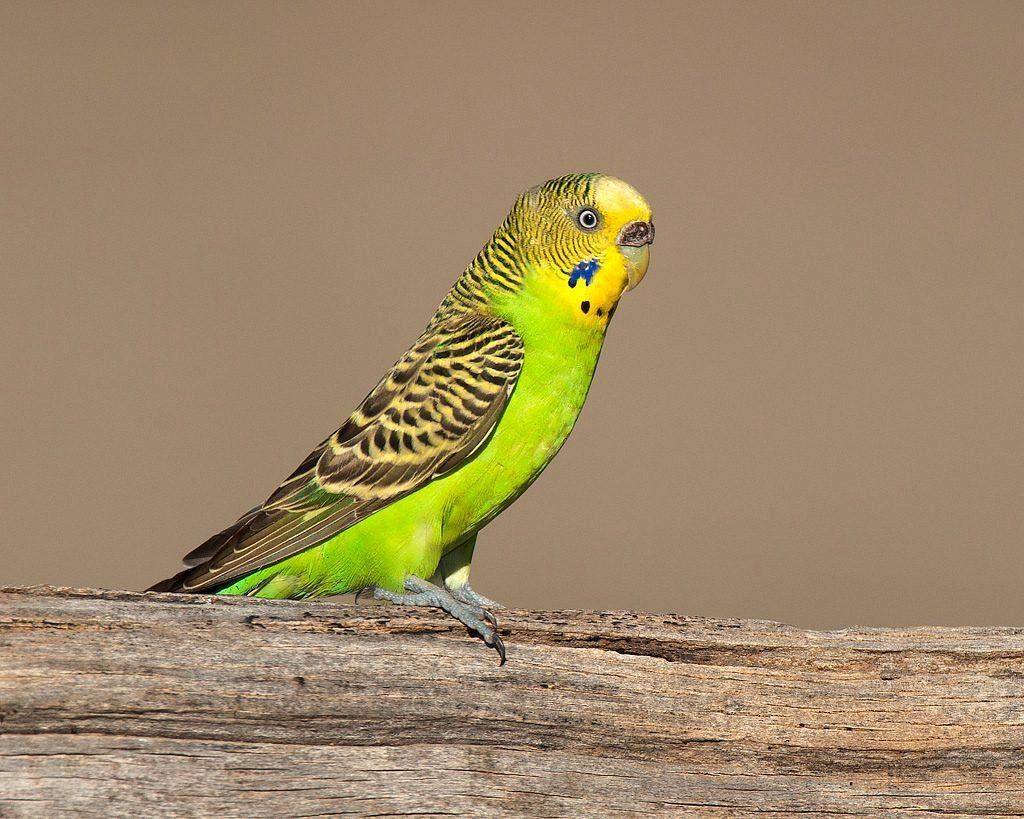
[616,220,655,247]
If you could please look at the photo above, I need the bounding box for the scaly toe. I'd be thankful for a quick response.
[449,583,503,611]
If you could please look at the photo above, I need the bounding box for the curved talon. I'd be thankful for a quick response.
[492,634,507,666]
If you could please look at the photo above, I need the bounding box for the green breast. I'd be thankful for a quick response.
[447,308,605,534]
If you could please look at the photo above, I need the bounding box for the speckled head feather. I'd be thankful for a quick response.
[448,173,652,311]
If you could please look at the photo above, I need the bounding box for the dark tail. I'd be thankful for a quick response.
[146,568,194,593]
[146,506,264,593]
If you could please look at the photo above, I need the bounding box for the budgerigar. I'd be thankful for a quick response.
[150,173,654,663]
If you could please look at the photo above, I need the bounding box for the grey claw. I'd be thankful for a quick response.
[480,608,499,629]
[353,587,371,604]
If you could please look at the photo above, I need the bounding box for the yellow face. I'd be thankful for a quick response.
[516,174,654,324]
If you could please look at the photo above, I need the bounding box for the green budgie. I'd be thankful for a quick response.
[150,173,654,663]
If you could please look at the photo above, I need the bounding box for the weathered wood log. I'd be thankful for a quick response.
[1,586,1023,817]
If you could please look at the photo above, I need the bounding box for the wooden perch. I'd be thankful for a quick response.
[1,586,1023,816]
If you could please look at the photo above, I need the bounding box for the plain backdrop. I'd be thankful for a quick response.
[2,1,1022,627]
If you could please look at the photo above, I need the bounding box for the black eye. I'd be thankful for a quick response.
[576,207,600,231]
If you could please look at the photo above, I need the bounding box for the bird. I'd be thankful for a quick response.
[150,172,654,664]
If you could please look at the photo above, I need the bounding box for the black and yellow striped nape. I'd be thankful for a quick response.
[447,173,602,308]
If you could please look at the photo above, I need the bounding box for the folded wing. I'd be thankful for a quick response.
[150,312,524,593]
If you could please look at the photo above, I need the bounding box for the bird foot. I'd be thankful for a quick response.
[372,576,505,665]
[448,583,502,614]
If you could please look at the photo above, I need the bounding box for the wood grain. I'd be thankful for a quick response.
[1,586,1023,816]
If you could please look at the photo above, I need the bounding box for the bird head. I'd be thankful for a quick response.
[522,173,652,286]
[504,173,653,322]
[455,173,653,323]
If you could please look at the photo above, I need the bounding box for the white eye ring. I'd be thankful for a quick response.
[576,208,600,231]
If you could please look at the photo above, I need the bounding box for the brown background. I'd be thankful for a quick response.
[2,1,1022,627]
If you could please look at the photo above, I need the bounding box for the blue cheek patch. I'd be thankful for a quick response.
[567,259,599,288]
